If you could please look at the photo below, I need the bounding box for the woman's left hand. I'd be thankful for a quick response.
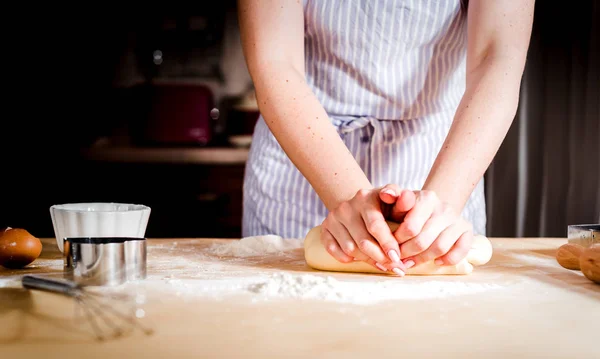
[379,185,474,268]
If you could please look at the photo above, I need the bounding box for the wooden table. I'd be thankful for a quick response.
[1,237,598,358]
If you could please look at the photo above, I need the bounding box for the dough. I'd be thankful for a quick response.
[303,221,493,275]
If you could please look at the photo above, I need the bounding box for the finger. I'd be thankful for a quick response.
[399,215,448,259]
[355,237,406,274]
[341,213,405,273]
[342,215,387,264]
[321,228,354,263]
[435,230,473,266]
[408,221,464,265]
[360,206,407,272]
[379,184,402,204]
[400,224,436,263]
[359,257,392,272]
[391,189,417,221]
[322,224,382,271]
[325,216,371,262]
[395,191,437,244]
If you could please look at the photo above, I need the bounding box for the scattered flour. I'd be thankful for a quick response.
[207,235,303,257]
[2,236,505,306]
[154,235,505,304]
[151,272,505,305]
[245,272,504,304]
[0,276,22,289]
[508,253,558,268]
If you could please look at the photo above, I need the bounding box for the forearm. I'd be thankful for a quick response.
[423,57,523,211]
[253,63,372,209]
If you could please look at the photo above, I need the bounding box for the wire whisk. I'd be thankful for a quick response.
[21,274,154,341]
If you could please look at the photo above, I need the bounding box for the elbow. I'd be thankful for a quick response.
[249,57,299,78]
[467,49,528,110]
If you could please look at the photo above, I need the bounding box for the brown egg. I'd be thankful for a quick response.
[0,228,43,269]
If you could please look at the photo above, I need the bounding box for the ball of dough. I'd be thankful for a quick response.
[303,221,492,276]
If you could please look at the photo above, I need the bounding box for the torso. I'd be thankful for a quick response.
[303,0,468,123]
[242,0,487,239]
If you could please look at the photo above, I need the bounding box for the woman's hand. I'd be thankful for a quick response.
[320,188,408,275]
[379,185,474,268]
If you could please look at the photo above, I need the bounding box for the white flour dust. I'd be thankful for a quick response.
[245,273,503,304]
[0,277,20,288]
[507,253,558,268]
[154,272,504,305]
[206,235,303,257]
[158,235,507,304]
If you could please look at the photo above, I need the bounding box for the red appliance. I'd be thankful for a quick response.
[140,82,215,146]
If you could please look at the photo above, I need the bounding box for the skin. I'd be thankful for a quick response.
[238,0,535,275]
[387,0,535,268]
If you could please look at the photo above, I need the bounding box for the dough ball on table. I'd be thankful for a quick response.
[303,222,493,276]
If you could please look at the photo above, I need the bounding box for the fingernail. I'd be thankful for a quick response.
[392,268,405,276]
[382,189,396,197]
[388,250,400,263]
[404,260,415,268]
[375,262,387,271]
[434,259,444,266]
[353,258,359,261]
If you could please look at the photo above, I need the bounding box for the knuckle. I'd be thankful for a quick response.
[357,239,372,252]
[403,223,419,237]
[325,242,338,255]
[366,218,385,234]
[428,244,445,258]
[340,242,357,255]
[412,238,429,252]
[356,189,370,199]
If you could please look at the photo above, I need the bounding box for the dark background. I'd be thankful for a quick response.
[1,1,598,240]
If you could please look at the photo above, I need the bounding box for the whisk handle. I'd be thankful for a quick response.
[22,275,80,296]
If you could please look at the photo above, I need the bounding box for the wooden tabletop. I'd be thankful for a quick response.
[1,237,599,358]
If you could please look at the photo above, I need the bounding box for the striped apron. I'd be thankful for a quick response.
[242,0,487,239]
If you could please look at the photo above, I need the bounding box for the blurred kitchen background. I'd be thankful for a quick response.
[1,1,598,240]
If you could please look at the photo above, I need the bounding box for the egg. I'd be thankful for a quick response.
[0,227,43,269]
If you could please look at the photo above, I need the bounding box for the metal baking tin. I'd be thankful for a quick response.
[63,237,147,286]
[567,224,600,248]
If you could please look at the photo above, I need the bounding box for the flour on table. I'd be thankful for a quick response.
[507,253,558,268]
[245,273,504,304]
[153,272,505,305]
[0,277,20,288]
[207,235,303,257]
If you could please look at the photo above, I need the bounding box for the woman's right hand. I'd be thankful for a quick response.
[320,188,408,275]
